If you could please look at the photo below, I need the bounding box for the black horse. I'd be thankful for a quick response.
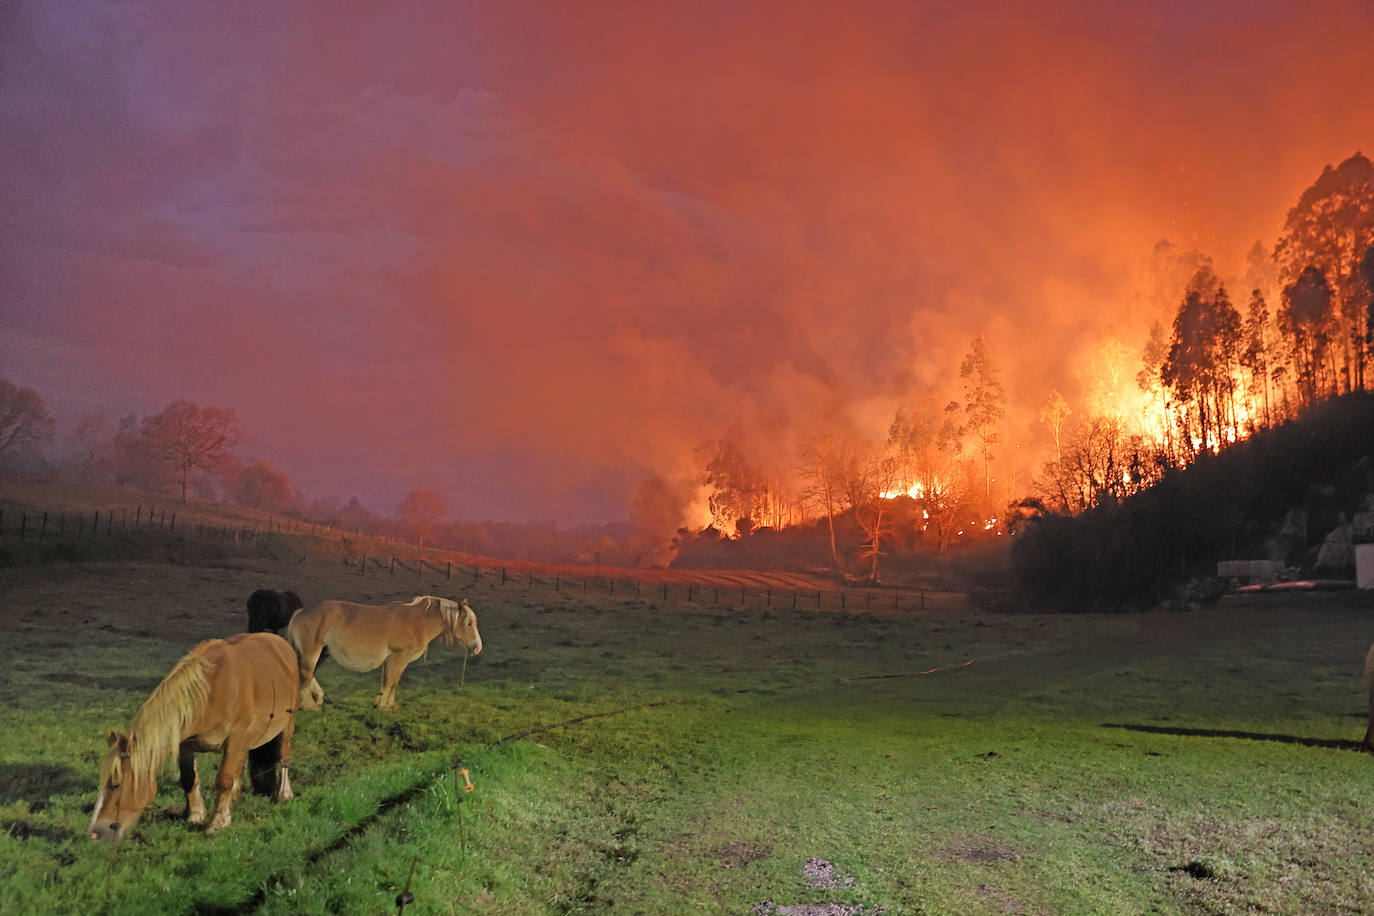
[246,589,304,634]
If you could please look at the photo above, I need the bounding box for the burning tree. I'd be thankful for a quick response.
[1161,273,1243,454]
[700,427,763,537]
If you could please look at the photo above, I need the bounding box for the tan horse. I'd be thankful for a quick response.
[89,633,298,841]
[288,596,482,711]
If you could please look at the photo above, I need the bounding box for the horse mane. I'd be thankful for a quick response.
[110,645,214,794]
[407,595,462,647]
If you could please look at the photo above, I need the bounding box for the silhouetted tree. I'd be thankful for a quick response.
[1279,265,1337,407]
[0,377,55,462]
[958,334,1006,517]
[1161,273,1242,454]
[1240,289,1275,429]
[700,427,763,537]
[1274,152,1374,391]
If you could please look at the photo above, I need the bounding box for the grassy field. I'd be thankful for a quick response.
[2,554,1373,915]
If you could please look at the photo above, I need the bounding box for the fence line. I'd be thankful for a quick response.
[0,503,957,615]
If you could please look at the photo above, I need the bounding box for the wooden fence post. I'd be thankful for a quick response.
[501,567,507,585]
[361,555,367,575]
[446,561,452,580]
[170,512,176,532]
[816,590,821,609]
[19,512,27,541]
[791,592,797,610]
[663,582,668,601]
[40,512,48,541]
[390,556,396,574]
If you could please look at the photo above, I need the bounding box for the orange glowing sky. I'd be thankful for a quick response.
[3,0,1372,521]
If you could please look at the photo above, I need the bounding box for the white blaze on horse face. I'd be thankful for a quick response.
[463,605,482,655]
[88,760,147,842]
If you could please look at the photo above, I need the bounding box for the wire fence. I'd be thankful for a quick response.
[0,504,967,614]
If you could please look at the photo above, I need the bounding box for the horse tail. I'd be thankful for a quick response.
[248,734,283,796]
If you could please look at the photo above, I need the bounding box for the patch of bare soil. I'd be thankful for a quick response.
[934,835,1027,864]
[803,857,855,890]
[753,858,883,916]
[713,840,771,868]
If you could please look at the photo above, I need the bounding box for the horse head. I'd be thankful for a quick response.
[436,597,482,655]
[88,731,156,842]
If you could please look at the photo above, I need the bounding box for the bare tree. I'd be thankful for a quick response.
[798,435,845,568]
[848,440,901,583]
[398,488,447,549]
[0,377,55,461]
[1038,390,1071,463]
[139,401,243,501]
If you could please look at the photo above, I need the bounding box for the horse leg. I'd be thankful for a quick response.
[297,643,326,711]
[373,652,411,710]
[179,741,207,823]
[275,707,296,804]
[206,740,248,834]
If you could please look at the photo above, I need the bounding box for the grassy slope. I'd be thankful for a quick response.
[1,559,1373,914]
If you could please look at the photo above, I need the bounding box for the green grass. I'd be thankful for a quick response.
[2,560,1374,913]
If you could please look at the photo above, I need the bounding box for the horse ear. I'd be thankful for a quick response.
[106,730,119,748]
[460,599,471,611]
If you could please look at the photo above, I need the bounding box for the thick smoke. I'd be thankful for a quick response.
[3,0,1372,523]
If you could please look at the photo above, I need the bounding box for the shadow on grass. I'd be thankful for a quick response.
[0,762,88,807]
[1102,723,1367,752]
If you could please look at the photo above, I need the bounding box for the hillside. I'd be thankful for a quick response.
[1011,392,1374,611]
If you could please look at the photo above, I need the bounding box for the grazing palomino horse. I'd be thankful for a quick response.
[247,588,304,633]
[288,596,482,711]
[88,633,298,841]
